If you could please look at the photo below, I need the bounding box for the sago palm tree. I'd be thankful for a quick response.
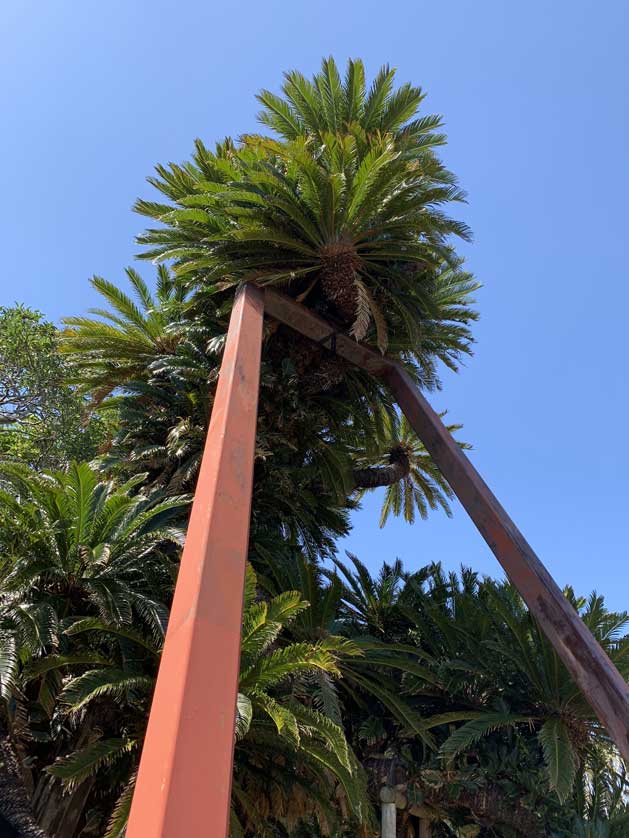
[0,461,187,838]
[260,552,438,746]
[135,58,479,385]
[407,576,629,806]
[0,461,186,660]
[40,565,372,838]
[352,410,469,526]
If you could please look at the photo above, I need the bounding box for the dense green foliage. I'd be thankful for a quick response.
[0,306,106,469]
[1,57,626,838]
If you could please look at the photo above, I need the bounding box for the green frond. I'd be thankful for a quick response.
[90,277,149,332]
[439,712,532,761]
[58,668,153,714]
[288,700,350,770]
[240,642,339,692]
[236,692,253,739]
[243,562,258,611]
[343,58,366,125]
[64,618,160,653]
[125,267,154,311]
[265,589,310,625]
[255,693,301,748]
[257,90,304,139]
[0,634,18,700]
[304,742,369,821]
[47,738,137,790]
[362,64,396,130]
[347,668,435,748]
[104,773,137,838]
[23,652,112,681]
[539,717,577,803]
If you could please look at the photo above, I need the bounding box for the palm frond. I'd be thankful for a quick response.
[47,738,137,790]
[539,717,577,803]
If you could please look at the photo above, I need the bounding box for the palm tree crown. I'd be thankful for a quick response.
[135,58,479,385]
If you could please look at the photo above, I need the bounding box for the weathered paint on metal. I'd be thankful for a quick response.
[384,364,629,763]
[263,287,390,376]
[127,284,265,838]
[263,286,629,764]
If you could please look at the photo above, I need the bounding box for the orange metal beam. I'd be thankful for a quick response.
[127,284,265,838]
[263,286,629,764]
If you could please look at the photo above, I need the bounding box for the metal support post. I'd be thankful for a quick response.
[127,284,265,837]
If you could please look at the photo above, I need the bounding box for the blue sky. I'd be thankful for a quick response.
[2,0,628,608]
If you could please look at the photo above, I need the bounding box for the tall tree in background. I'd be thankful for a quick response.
[0,306,105,469]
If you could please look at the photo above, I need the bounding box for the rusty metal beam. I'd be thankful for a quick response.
[127,284,265,838]
[384,364,629,763]
[263,286,629,763]
[264,287,389,376]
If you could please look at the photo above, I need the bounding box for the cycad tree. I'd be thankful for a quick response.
[36,564,372,837]
[0,461,187,837]
[0,461,186,656]
[393,568,629,819]
[136,57,479,384]
[260,552,438,749]
[352,410,469,526]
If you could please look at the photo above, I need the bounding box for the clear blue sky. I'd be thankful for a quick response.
[2,1,628,608]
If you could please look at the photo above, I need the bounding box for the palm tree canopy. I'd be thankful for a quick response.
[61,265,188,396]
[0,460,187,686]
[135,58,479,383]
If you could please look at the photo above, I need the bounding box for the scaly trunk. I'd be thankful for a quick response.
[318,244,360,324]
[0,735,49,838]
[352,447,410,490]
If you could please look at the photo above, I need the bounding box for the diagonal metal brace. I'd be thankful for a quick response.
[263,286,629,763]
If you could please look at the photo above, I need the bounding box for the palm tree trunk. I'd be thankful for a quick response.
[0,735,49,838]
[318,245,360,323]
[352,448,410,489]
